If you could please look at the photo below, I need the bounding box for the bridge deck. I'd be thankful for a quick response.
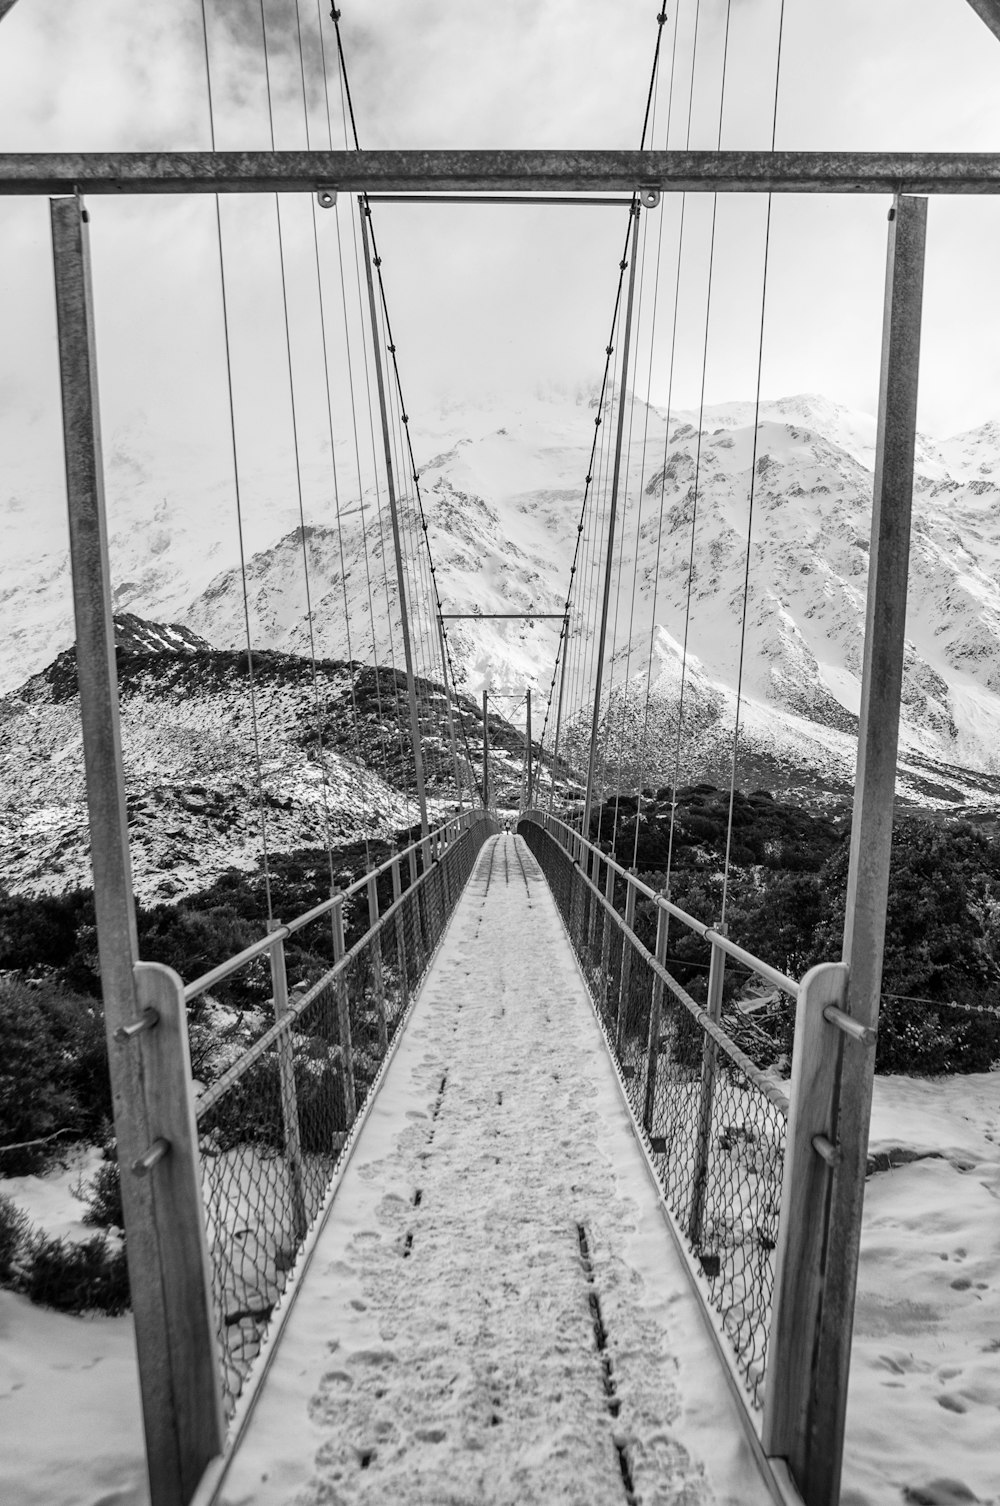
[211,833,778,1506]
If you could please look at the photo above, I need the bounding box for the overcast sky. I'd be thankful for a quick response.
[2,0,1000,545]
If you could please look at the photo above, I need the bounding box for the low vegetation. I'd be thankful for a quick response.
[591,786,1000,1075]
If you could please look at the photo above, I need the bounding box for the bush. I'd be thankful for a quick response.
[81,1154,123,1230]
[0,979,110,1173]
[24,1231,130,1315]
[0,1193,31,1281]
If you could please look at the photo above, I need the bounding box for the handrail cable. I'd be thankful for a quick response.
[530,7,669,813]
[332,8,480,808]
[660,0,729,907]
[296,0,372,849]
[261,0,343,885]
[719,0,787,925]
[631,0,688,867]
[603,199,656,849]
[198,0,274,924]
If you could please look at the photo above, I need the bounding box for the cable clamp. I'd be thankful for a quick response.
[330,7,341,20]
[657,10,667,23]
[316,188,337,209]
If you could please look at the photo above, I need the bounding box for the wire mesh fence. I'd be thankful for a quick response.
[192,817,492,1420]
[519,817,788,1409]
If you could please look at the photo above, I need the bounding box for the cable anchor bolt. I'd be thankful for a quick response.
[639,187,661,209]
[316,187,337,209]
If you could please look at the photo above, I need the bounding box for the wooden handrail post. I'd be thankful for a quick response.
[331,896,357,1125]
[642,906,669,1133]
[391,850,409,1010]
[599,858,616,1012]
[782,194,925,1506]
[615,873,638,1053]
[133,963,225,1500]
[762,962,850,1479]
[688,931,727,1249]
[51,193,222,1506]
[366,876,388,1055]
[267,927,307,1241]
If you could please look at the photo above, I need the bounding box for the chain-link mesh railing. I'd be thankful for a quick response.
[191,815,493,1420]
[520,816,789,1409]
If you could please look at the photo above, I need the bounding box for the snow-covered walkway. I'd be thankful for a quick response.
[213,833,778,1506]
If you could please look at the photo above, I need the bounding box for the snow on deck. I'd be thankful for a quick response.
[214,834,775,1506]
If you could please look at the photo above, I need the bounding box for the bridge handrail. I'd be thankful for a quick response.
[182,809,486,1003]
[523,809,800,1000]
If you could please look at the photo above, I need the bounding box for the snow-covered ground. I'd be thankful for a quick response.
[1,927,997,1504]
[0,1147,146,1506]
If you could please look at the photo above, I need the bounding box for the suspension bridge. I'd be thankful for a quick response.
[6,1,1000,1503]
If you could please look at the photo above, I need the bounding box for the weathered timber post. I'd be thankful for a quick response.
[763,963,850,1464]
[526,687,533,808]
[764,194,926,1506]
[599,857,616,1017]
[50,194,223,1504]
[366,876,389,1055]
[267,926,307,1241]
[688,931,726,1249]
[615,873,638,1054]
[331,895,357,1126]
[482,688,490,810]
[391,849,409,1011]
[642,905,669,1132]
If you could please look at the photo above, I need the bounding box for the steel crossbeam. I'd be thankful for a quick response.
[7,149,1000,196]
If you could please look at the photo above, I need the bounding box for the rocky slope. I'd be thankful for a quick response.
[0,618,538,903]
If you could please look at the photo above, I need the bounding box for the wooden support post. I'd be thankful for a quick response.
[366,877,388,1055]
[688,933,727,1249]
[615,874,638,1053]
[391,850,409,1010]
[583,203,641,837]
[599,857,616,1012]
[525,688,533,808]
[50,194,223,1506]
[267,927,307,1241]
[133,964,225,1500]
[358,202,429,842]
[331,896,357,1125]
[482,689,490,810]
[768,194,926,1506]
[762,963,849,1469]
[642,906,669,1133]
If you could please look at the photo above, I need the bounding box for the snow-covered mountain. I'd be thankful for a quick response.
[4,388,1000,813]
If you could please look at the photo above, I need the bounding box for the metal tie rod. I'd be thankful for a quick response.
[7,149,1000,195]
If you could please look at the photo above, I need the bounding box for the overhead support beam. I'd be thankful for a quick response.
[964,0,1000,42]
[439,612,569,620]
[8,150,1000,196]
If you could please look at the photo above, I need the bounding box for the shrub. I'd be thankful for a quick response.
[0,1194,31,1281]
[0,979,110,1172]
[81,1154,123,1230]
[24,1231,130,1316]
